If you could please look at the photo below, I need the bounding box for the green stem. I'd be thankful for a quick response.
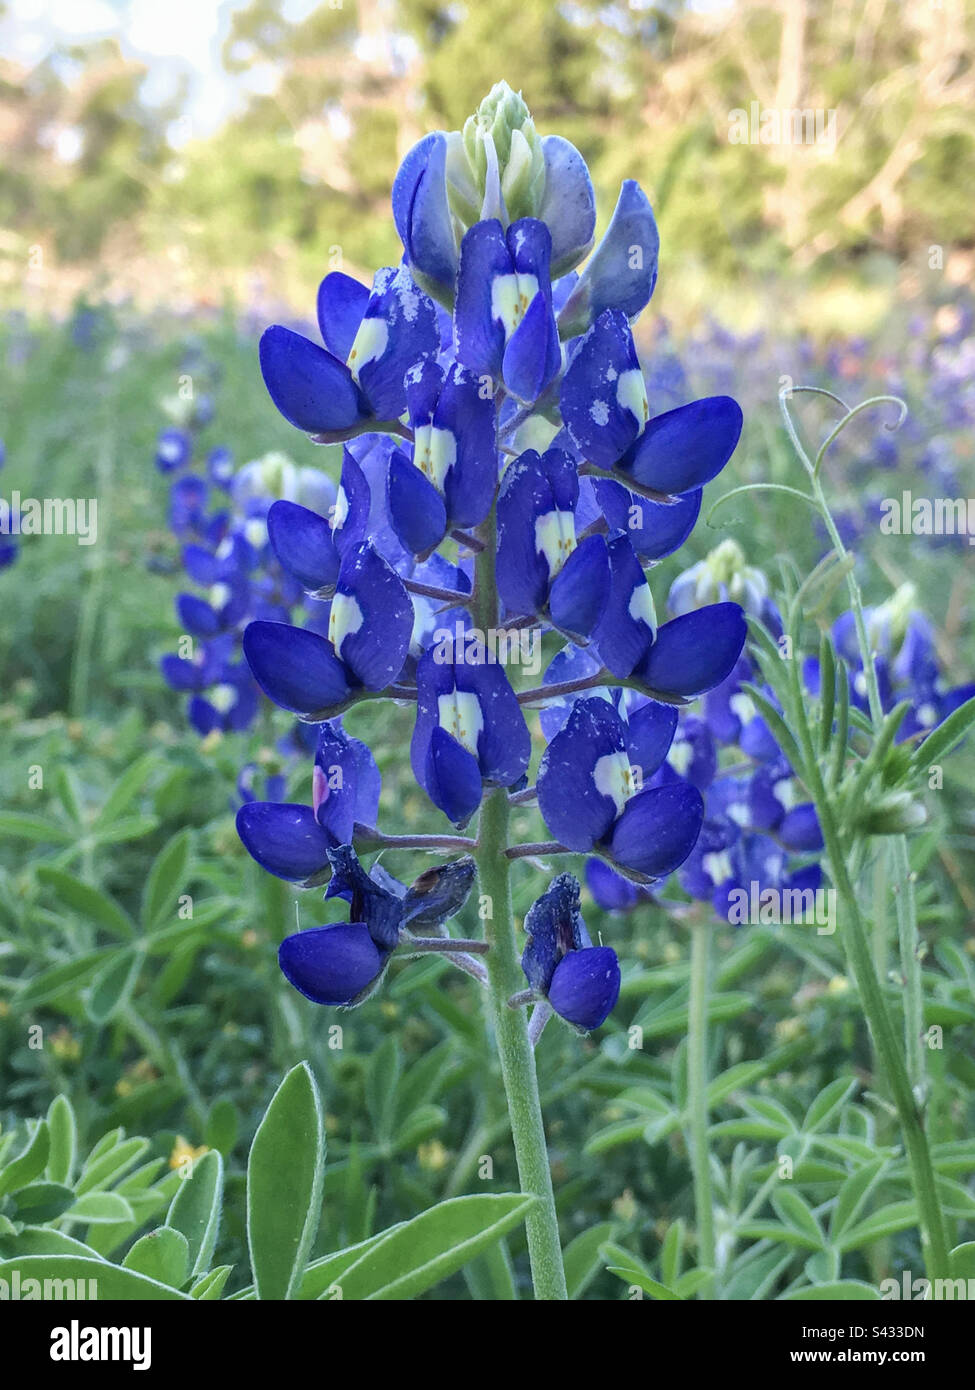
[891,836,926,1099]
[786,651,950,1281]
[472,504,567,1301]
[688,915,715,1297]
[781,407,950,1279]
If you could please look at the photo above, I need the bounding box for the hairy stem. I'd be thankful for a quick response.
[688,916,716,1297]
[473,501,567,1301]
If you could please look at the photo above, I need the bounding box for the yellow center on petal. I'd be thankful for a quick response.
[491,272,540,339]
[413,424,457,491]
[593,750,640,817]
[535,509,576,580]
[437,689,483,756]
[328,591,364,655]
[346,316,389,382]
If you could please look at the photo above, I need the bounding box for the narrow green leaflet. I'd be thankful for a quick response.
[247,1063,325,1300]
[333,1193,536,1300]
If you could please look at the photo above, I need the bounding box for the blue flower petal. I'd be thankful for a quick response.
[279,923,387,1006]
[594,479,702,560]
[537,696,626,850]
[560,310,645,469]
[548,947,620,1030]
[387,449,447,555]
[424,725,484,823]
[454,219,510,380]
[267,500,340,594]
[331,542,413,690]
[236,801,332,881]
[317,272,370,361]
[592,532,655,677]
[354,266,440,420]
[548,533,610,639]
[609,781,704,877]
[259,325,368,435]
[624,700,679,780]
[243,619,351,716]
[621,396,743,496]
[636,603,748,699]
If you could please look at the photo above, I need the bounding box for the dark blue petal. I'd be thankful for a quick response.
[625,700,679,781]
[387,450,446,555]
[592,532,655,677]
[314,722,381,844]
[585,858,640,912]
[436,364,498,529]
[392,132,458,298]
[521,872,589,993]
[279,923,386,1006]
[259,325,367,435]
[548,533,610,639]
[424,725,483,824]
[453,219,510,379]
[594,479,702,560]
[267,499,340,593]
[176,593,220,638]
[636,603,747,700]
[560,310,645,468]
[621,396,743,496]
[331,542,413,690]
[243,619,350,716]
[548,947,620,1030]
[779,803,824,852]
[354,266,440,420]
[317,272,370,360]
[236,802,331,881]
[609,781,704,877]
[537,696,626,850]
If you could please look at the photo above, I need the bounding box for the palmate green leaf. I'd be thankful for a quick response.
[0,1255,191,1300]
[46,1095,77,1186]
[86,948,143,1024]
[37,867,136,941]
[332,1193,537,1300]
[94,752,160,828]
[247,1063,325,1301]
[834,1200,918,1252]
[0,1121,50,1198]
[830,1157,889,1241]
[122,1226,189,1286]
[167,1150,223,1278]
[737,1220,823,1251]
[802,1076,857,1133]
[15,948,115,1009]
[564,1221,616,1299]
[771,1189,825,1248]
[141,829,193,931]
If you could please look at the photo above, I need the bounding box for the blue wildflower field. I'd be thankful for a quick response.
[1,27,974,1335]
